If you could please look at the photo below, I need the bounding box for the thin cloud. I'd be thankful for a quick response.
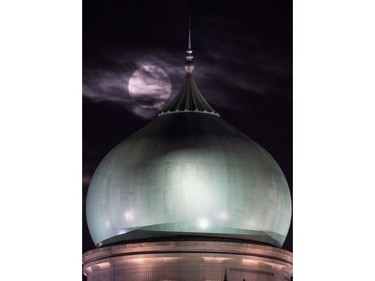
[83,54,178,118]
[128,65,172,108]
[83,34,291,118]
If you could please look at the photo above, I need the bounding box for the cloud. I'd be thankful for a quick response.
[128,65,172,108]
[83,28,291,119]
[83,51,187,119]
[83,69,132,103]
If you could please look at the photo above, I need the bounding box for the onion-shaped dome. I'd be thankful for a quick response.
[86,108,291,247]
[86,26,291,248]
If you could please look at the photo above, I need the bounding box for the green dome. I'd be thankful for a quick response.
[86,111,291,247]
[87,43,291,247]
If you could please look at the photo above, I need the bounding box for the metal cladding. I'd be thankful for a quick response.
[159,77,219,116]
[86,109,292,248]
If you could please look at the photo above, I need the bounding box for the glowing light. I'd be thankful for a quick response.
[198,218,209,229]
[117,228,128,235]
[242,259,258,265]
[124,211,134,221]
[96,262,110,269]
[203,257,231,263]
[127,258,144,264]
[83,267,91,275]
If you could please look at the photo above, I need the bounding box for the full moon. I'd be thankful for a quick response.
[128,66,172,109]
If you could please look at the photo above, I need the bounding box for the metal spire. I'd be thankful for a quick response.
[224,268,228,281]
[185,15,194,74]
[188,15,192,50]
[159,16,220,117]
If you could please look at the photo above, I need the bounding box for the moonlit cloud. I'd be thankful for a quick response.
[83,69,131,103]
[83,52,184,118]
[128,66,172,108]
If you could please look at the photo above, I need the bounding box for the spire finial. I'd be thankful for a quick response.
[185,15,194,74]
[159,16,220,117]
[224,268,228,281]
[188,15,192,50]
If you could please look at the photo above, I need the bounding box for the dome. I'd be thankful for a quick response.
[86,35,291,248]
[86,111,291,248]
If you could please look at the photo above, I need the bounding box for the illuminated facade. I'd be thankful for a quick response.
[83,26,292,281]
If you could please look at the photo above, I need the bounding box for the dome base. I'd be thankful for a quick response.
[83,240,292,281]
[97,230,284,248]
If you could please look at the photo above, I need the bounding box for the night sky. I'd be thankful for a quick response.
[83,0,292,253]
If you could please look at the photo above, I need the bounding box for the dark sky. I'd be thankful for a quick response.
[83,0,292,253]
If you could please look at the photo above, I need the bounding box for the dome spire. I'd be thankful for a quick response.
[188,15,192,50]
[159,17,219,117]
[185,15,194,75]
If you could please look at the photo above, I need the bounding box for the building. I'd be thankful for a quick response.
[83,25,292,281]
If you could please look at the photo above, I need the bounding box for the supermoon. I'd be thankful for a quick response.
[128,66,172,109]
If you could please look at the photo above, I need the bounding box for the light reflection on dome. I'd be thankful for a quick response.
[198,218,209,229]
[218,211,229,220]
[117,228,128,235]
[124,211,134,221]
